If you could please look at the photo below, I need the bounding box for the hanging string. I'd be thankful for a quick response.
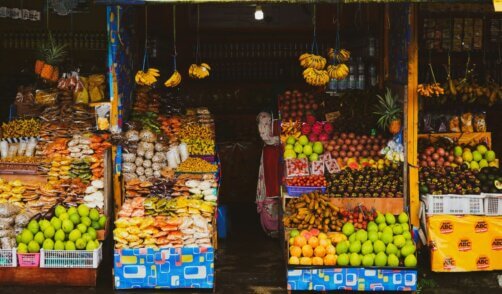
[195,5,201,64]
[335,3,341,52]
[142,5,148,71]
[172,5,177,71]
[310,4,318,54]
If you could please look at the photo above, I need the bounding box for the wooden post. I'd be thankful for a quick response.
[406,4,420,227]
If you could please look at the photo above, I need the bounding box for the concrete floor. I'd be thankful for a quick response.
[1,204,501,294]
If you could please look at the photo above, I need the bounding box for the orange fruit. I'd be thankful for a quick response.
[326,244,336,255]
[314,246,327,258]
[324,254,337,265]
[319,238,331,248]
[289,256,300,265]
[302,245,314,257]
[294,236,307,247]
[308,236,319,248]
[300,257,312,265]
[318,232,328,240]
[289,246,302,258]
[312,256,324,265]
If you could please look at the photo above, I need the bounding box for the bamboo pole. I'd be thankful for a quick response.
[406,3,419,227]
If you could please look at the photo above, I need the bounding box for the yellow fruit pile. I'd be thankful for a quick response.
[299,53,327,70]
[327,64,349,80]
[135,68,160,86]
[288,230,338,266]
[176,157,217,173]
[188,63,211,79]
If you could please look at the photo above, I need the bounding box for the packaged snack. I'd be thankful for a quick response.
[449,115,461,132]
[461,112,474,132]
[310,161,324,176]
[473,113,486,132]
[285,158,309,178]
[422,113,435,133]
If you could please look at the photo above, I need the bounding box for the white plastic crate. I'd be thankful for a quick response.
[483,193,502,216]
[423,194,485,215]
[0,248,16,267]
[40,244,102,268]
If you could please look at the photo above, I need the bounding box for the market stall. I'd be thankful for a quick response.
[0,76,112,285]
[416,2,502,272]
[278,4,417,292]
[108,5,218,290]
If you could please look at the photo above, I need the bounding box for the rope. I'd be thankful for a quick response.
[142,5,148,71]
[310,4,318,54]
[196,5,201,63]
[173,5,177,71]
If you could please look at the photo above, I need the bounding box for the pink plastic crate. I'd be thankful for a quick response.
[17,253,40,267]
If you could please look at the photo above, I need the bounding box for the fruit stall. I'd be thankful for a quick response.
[0,79,112,285]
[278,3,419,292]
[108,6,218,290]
[416,2,502,272]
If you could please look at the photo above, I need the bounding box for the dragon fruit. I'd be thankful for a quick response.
[306,114,316,125]
[323,122,334,134]
[318,133,330,142]
[312,122,323,135]
[308,133,318,142]
[301,124,312,135]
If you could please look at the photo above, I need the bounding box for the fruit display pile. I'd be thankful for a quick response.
[286,175,327,187]
[283,135,324,162]
[16,204,106,253]
[278,90,320,121]
[287,209,417,268]
[1,118,40,138]
[323,133,390,168]
[418,138,501,195]
[327,166,404,198]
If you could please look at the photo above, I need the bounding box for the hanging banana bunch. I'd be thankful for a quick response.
[300,5,329,87]
[189,63,211,79]
[165,5,181,88]
[299,53,327,70]
[135,7,160,86]
[135,68,160,86]
[188,6,211,80]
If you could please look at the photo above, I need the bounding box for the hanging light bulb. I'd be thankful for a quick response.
[254,5,264,21]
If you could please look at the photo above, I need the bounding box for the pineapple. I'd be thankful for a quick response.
[374,88,403,135]
[38,33,67,81]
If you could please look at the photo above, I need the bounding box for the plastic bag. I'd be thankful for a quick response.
[461,113,473,132]
[422,113,435,133]
[0,229,14,238]
[1,236,15,249]
[7,143,18,158]
[449,115,460,132]
[0,203,20,217]
[0,217,14,229]
[15,211,36,227]
[95,103,110,131]
[35,89,58,106]
[473,113,486,132]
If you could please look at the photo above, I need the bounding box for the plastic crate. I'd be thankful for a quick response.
[17,252,40,267]
[423,194,485,215]
[483,193,502,216]
[0,248,16,267]
[40,244,102,268]
[285,186,326,197]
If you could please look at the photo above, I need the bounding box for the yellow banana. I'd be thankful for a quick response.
[164,71,181,87]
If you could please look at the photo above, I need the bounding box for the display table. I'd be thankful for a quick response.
[427,215,502,272]
[114,246,214,289]
[287,267,417,291]
[0,267,100,286]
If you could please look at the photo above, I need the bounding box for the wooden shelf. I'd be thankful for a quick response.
[282,192,405,215]
[0,267,99,286]
[418,132,492,148]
